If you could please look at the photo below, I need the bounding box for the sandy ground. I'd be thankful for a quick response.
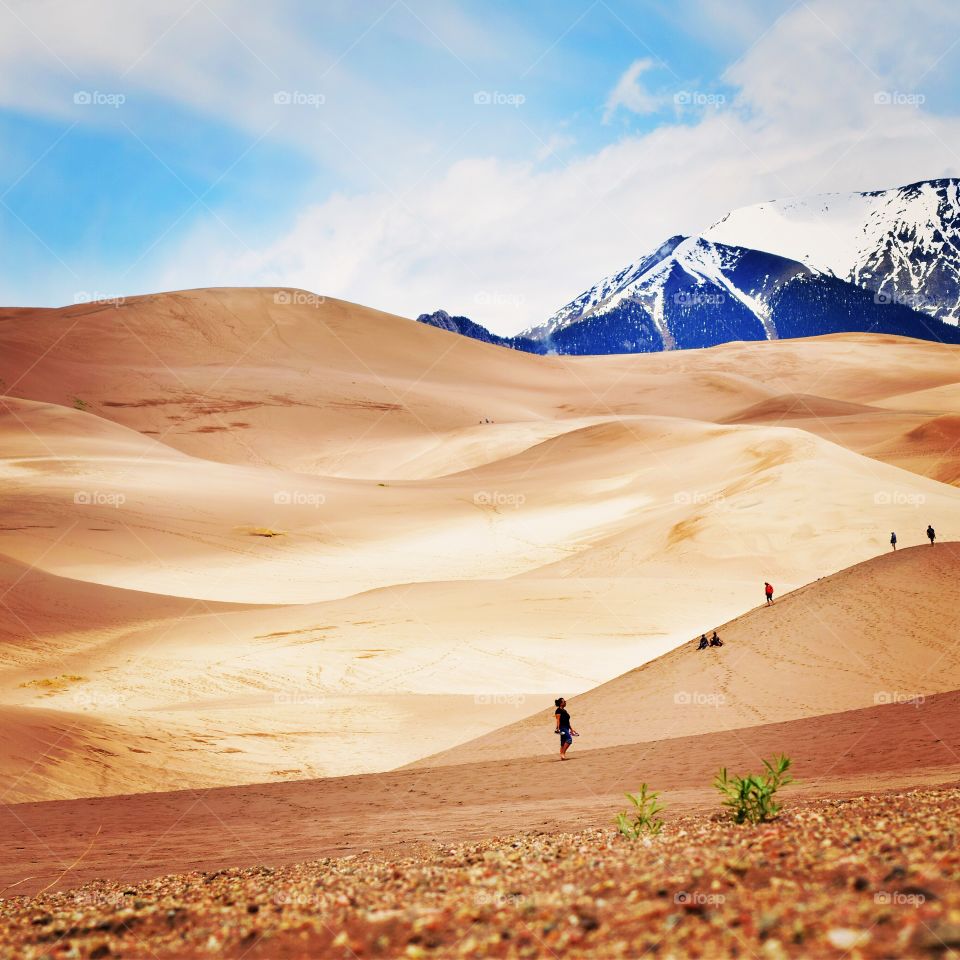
[2,685,959,900]
[1,288,959,801]
[5,785,960,958]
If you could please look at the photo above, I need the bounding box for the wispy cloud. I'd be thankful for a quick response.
[602,58,664,122]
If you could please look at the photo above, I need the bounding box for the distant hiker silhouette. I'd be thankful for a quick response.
[927,525,936,545]
[709,631,723,647]
[554,697,578,760]
[697,634,709,650]
[764,582,774,605]
[890,531,897,551]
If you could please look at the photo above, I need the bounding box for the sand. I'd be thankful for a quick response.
[5,785,960,959]
[0,685,957,899]
[417,542,960,765]
[1,289,960,800]
[2,288,960,957]
[4,667,960,958]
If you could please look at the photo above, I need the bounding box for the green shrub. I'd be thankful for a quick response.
[714,754,793,824]
[615,783,665,838]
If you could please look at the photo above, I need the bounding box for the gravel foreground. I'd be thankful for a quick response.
[3,786,960,959]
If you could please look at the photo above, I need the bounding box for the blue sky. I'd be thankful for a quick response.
[2,0,959,332]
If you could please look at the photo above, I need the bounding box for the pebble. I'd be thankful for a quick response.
[826,927,868,949]
[918,921,960,949]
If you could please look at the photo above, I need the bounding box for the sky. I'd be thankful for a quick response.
[2,0,960,334]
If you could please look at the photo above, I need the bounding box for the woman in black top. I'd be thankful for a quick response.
[554,697,578,760]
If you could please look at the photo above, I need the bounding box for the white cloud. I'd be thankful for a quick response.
[0,0,523,189]
[602,58,663,122]
[722,1,956,128]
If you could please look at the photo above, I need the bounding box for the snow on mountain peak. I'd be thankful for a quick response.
[702,178,960,322]
[530,178,960,348]
[525,235,688,340]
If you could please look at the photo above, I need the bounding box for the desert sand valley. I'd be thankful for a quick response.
[2,288,960,957]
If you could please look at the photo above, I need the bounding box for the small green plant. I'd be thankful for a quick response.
[615,783,665,838]
[72,397,88,411]
[714,754,793,824]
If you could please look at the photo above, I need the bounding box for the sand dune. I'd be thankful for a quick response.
[0,572,754,799]
[5,394,957,604]
[2,288,960,802]
[0,289,561,479]
[873,380,960,415]
[3,292,958,479]
[868,414,960,485]
[726,400,960,489]
[417,542,960,766]
[4,399,958,796]
[722,392,889,422]
[0,553,227,659]
[0,705,247,804]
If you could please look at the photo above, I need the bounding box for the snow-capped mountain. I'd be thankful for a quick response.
[532,236,687,341]
[702,178,960,324]
[518,178,960,353]
[418,178,960,355]
[523,236,809,350]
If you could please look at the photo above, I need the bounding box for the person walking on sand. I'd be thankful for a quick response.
[709,631,723,647]
[764,582,774,605]
[697,634,709,650]
[927,524,936,546]
[890,531,897,551]
[554,697,578,760]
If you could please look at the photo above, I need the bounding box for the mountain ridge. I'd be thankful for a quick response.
[417,178,960,355]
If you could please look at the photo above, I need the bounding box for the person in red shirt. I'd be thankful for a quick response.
[764,582,774,605]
